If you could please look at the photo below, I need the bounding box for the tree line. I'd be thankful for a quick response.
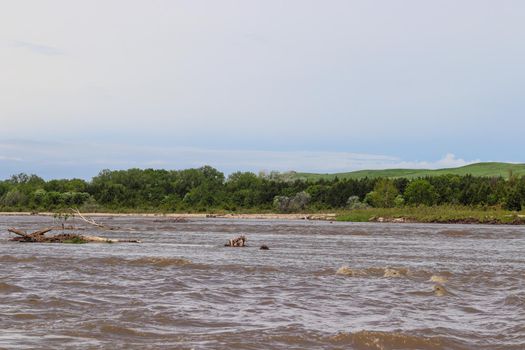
[0,166,524,212]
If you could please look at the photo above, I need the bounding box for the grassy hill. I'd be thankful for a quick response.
[290,162,525,181]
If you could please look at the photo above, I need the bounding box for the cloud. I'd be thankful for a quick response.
[1,1,525,164]
[0,140,482,179]
[0,155,23,162]
[11,41,63,56]
[391,153,480,170]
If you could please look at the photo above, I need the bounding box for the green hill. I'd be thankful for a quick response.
[290,162,525,181]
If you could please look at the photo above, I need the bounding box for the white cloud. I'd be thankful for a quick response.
[0,155,23,162]
[1,0,524,155]
[391,153,480,170]
[0,140,483,179]
[11,41,63,56]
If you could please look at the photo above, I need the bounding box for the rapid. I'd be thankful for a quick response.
[0,215,523,349]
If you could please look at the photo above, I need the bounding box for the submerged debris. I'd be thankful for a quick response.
[433,284,448,297]
[336,266,356,276]
[225,235,247,247]
[153,217,188,223]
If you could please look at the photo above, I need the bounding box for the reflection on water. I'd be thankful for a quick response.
[0,215,524,349]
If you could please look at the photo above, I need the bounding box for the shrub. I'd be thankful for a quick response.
[273,195,291,212]
[273,191,311,212]
[504,189,522,211]
[290,191,311,210]
[394,195,405,207]
[347,195,369,209]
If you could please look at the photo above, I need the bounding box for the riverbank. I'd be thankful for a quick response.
[1,206,524,224]
[336,206,525,225]
[0,212,337,221]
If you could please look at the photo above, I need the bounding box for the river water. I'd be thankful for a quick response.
[0,215,523,349]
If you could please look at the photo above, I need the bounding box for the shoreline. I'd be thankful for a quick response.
[0,212,337,221]
[1,211,524,225]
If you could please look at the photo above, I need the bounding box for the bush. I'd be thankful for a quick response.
[504,189,522,211]
[347,195,369,209]
[273,191,311,212]
[394,195,405,207]
[273,195,291,212]
[291,191,311,210]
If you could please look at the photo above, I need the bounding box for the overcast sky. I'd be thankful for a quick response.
[1,0,524,179]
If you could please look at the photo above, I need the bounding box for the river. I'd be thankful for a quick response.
[0,215,523,349]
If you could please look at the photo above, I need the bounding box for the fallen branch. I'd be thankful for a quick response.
[50,225,86,231]
[31,227,54,236]
[70,208,119,231]
[8,228,35,241]
[82,235,141,243]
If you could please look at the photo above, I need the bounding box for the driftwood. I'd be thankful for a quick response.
[225,235,247,247]
[153,217,188,223]
[8,228,141,243]
[70,209,119,230]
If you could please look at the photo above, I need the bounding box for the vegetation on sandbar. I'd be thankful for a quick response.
[335,206,525,224]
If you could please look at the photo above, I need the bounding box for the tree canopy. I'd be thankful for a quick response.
[0,166,524,212]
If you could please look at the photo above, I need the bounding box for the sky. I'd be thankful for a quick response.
[1,0,524,179]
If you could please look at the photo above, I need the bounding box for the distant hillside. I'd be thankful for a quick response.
[289,162,525,181]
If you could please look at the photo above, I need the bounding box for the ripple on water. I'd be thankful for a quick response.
[82,256,193,268]
[0,282,24,293]
[503,293,525,307]
[330,330,447,349]
[0,217,524,349]
[0,255,37,263]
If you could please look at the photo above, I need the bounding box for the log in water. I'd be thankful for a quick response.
[0,215,524,349]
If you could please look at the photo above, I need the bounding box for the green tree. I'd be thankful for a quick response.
[290,191,311,211]
[364,179,399,208]
[1,189,28,207]
[273,195,291,212]
[404,179,438,206]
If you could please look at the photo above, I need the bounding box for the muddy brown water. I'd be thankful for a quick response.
[0,215,524,349]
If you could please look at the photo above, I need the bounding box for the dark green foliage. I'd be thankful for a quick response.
[404,179,438,206]
[0,168,523,212]
[504,188,522,211]
[63,236,87,244]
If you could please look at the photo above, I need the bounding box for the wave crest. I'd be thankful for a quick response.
[331,330,443,349]
[0,282,24,293]
[0,255,37,263]
[336,266,410,278]
[86,256,192,267]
